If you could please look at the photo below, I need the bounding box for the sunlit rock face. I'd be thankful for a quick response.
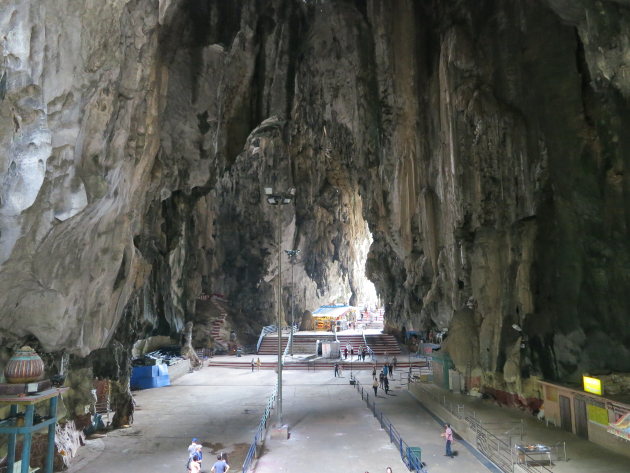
[0,0,629,396]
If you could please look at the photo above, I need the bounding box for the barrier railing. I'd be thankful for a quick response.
[352,379,426,472]
[412,383,564,473]
[242,381,278,473]
[282,324,299,361]
[256,325,277,353]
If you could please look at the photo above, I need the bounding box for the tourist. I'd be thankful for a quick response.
[256,357,261,371]
[251,358,255,372]
[392,356,397,371]
[379,371,384,388]
[187,448,202,473]
[350,347,354,360]
[372,365,376,378]
[195,444,203,468]
[384,375,389,394]
[441,423,454,458]
[211,453,229,473]
[188,438,199,456]
[389,362,394,378]
[372,376,378,396]
[334,362,340,377]
[344,347,348,359]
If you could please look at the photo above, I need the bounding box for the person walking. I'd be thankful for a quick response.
[211,453,230,473]
[256,357,261,371]
[441,423,454,458]
[344,347,348,360]
[379,371,384,388]
[384,375,389,394]
[389,362,394,378]
[334,362,339,377]
[251,358,255,372]
[372,365,376,378]
[372,376,378,396]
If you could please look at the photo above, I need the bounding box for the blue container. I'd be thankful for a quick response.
[132,375,170,390]
[131,365,170,390]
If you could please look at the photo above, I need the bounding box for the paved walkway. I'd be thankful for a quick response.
[65,361,630,473]
[254,368,493,473]
[408,382,630,473]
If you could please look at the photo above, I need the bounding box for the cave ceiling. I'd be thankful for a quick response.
[0,0,629,390]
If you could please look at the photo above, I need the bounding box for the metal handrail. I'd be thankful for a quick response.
[467,416,554,473]
[281,324,299,362]
[352,380,426,472]
[242,381,278,473]
[256,325,277,353]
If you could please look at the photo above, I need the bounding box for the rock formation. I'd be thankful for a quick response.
[1,0,629,413]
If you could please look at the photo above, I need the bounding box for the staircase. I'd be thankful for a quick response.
[258,333,336,355]
[337,334,367,355]
[365,334,401,355]
[207,358,427,371]
[209,295,229,350]
[257,334,288,354]
[290,334,335,354]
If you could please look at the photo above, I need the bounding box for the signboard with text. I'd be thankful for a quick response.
[583,376,602,396]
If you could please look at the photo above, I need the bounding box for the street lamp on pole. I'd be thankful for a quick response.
[264,186,296,427]
[284,249,300,357]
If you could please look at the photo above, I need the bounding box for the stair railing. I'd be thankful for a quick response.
[256,325,277,353]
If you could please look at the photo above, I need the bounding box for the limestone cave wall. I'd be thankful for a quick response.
[1,0,629,401]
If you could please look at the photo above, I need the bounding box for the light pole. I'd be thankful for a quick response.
[265,186,296,427]
[284,249,300,357]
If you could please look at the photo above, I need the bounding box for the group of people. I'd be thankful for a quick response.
[250,357,262,372]
[186,438,230,473]
[369,361,397,396]
[343,345,371,361]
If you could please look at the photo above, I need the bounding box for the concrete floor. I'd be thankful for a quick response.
[65,361,630,473]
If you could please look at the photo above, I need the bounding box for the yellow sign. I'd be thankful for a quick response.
[583,376,602,395]
[587,404,608,425]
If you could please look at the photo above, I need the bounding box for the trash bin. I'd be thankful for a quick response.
[406,447,422,469]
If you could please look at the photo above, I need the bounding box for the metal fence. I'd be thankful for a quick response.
[352,379,427,473]
[242,381,278,473]
[412,384,565,473]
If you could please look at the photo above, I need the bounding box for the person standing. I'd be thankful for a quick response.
[441,423,454,458]
[372,376,378,396]
[211,453,230,473]
[187,451,201,473]
[344,347,348,360]
[188,438,199,457]
[334,362,339,377]
[372,364,377,378]
[389,362,394,378]
[384,375,389,394]
[392,356,397,371]
[195,444,203,469]
[251,358,255,372]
